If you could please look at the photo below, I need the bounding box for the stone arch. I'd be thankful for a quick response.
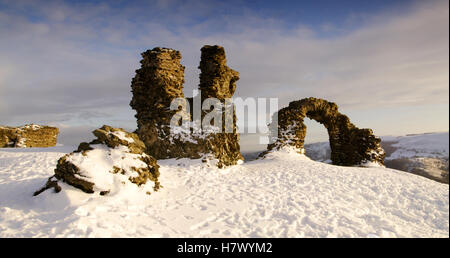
[265,97,385,166]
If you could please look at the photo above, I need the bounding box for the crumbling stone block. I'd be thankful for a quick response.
[0,124,59,148]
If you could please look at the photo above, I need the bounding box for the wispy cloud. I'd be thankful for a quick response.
[0,0,448,147]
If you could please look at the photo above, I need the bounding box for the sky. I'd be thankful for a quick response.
[0,0,448,153]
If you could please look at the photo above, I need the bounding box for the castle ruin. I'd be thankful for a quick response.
[130,45,243,167]
[129,46,384,167]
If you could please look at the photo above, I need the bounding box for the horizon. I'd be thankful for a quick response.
[0,0,448,153]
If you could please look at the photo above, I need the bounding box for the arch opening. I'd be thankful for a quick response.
[303,117,331,163]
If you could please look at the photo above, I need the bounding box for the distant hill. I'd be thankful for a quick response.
[305,132,449,184]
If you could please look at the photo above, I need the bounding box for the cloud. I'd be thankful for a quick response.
[218,2,449,110]
[0,0,448,149]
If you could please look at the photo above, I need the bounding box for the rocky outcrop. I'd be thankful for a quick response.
[264,97,385,166]
[0,124,58,148]
[34,125,160,196]
[130,45,243,167]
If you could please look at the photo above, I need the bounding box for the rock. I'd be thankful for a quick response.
[33,176,61,196]
[76,142,93,152]
[263,97,385,166]
[91,125,146,154]
[53,154,95,193]
[130,45,243,167]
[34,126,160,195]
[0,124,59,148]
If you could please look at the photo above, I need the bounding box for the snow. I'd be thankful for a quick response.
[65,144,154,193]
[110,131,134,143]
[384,132,449,160]
[0,124,41,130]
[0,146,448,237]
[15,137,27,148]
[22,124,42,131]
[163,122,224,145]
[167,124,199,144]
[359,160,385,168]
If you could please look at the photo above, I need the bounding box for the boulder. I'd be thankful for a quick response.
[34,125,160,196]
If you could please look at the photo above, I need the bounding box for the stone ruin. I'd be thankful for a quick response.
[32,46,387,197]
[0,124,59,148]
[264,97,385,166]
[130,45,243,168]
[35,45,243,196]
[34,125,160,196]
[129,46,383,168]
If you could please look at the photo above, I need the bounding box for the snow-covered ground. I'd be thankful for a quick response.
[0,146,448,237]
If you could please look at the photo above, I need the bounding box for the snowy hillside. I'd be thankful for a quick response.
[0,146,448,237]
[383,133,449,183]
[305,132,449,183]
[382,132,448,158]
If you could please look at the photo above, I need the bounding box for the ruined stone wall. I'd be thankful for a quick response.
[130,48,185,125]
[198,45,239,99]
[130,47,187,159]
[130,47,194,160]
[130,45,243,167]
[265,97,385,166]
[0,124,59,148]
[193,45,243,166]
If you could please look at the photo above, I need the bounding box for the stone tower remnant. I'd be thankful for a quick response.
[130,45,243,167]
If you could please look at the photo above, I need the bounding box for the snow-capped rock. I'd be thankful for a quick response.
[34,125,160,196]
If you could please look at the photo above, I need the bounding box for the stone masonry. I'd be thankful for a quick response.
[0,124,59,148]
[264,97,385,166]
[130,45,243,167]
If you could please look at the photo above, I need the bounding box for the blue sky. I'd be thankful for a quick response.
[0,0,418,41]
[1,0,412,23]
[0,0,448,152]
